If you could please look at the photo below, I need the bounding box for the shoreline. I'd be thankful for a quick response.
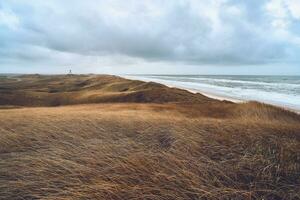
[123,75,300,114]
[155,81,243,103]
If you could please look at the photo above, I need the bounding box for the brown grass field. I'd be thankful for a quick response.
[0,75,300,199]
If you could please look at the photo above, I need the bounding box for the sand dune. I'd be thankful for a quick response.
[0,74,213,106]
[0,75,299,199]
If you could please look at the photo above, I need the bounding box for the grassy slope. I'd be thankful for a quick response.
[0,75,300,199]
[0,74,212,106]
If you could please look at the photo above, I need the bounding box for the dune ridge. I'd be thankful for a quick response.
[0,74,213,107]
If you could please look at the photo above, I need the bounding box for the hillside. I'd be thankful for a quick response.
[0,74,213,107]
[0,75,299,199]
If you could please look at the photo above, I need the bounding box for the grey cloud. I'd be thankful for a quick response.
[0,0,299,72]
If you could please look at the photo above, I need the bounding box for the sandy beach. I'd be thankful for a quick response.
[123,75,300,114]
[156,83,300,114]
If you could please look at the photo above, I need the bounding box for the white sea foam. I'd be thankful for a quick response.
[123,75,300,112]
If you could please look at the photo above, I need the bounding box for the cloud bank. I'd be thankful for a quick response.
[0,0,300,74]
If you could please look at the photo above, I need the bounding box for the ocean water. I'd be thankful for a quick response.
[124,75,300,111]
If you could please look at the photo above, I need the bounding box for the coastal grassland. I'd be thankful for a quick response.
[0,102,299,199]
[0,74,211,107]
[0,75,299,199]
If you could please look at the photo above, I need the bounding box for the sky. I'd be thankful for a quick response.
[0,0,300,75]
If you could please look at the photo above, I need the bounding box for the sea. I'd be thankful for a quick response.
[124,75,300,111]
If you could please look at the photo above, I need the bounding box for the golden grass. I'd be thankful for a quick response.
[0,103,299,199]
[0,75,209,106]
[0,75,300,199]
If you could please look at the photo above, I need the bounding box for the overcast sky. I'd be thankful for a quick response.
[0,0,300,75]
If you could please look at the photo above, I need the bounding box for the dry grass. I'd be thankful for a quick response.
[0,75,210,106]
[0,75,300,199]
